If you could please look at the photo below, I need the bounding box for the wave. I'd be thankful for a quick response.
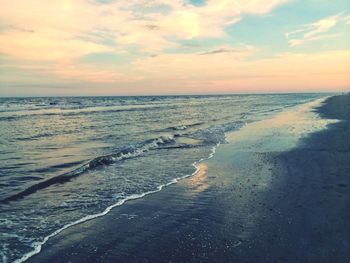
[161,122,204,131]
[185,121,246,144]
[0,104,168,121]
[0,135,176,204]
[12,142,219,263]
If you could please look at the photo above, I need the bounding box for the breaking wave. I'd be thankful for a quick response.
[1,135,176,204]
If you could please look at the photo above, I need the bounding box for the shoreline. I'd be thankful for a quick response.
[25,95,350,262]
[14,144,220,263]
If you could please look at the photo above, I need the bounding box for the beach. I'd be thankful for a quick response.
[22,94,350,263]
[2,0,349,262]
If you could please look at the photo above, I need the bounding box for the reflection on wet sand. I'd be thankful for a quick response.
[182,163,209,193]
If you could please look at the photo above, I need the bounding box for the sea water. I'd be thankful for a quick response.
[0,94,325,262]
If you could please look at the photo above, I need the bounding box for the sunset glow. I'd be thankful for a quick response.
[0,0,349,96]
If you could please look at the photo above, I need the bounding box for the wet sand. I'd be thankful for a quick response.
[27,94,350,263]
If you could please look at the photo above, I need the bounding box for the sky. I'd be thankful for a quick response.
[0,0,349,96]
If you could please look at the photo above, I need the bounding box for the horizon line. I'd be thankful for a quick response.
[0,91,347,99]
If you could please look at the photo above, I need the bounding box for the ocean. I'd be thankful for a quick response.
[0,94,325,262]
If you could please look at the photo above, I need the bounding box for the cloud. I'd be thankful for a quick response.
[200,48,241,55]
[0,0,290,57]
[345,15,350,25]
[0,24,35,33]
[0,0,290,84]
[145,24,160,30]
[286,14,343,46]
[199,46,256,55]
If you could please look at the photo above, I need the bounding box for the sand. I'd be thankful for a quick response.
[26,94,350,263]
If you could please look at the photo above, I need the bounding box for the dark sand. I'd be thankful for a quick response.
[27,95,350,263]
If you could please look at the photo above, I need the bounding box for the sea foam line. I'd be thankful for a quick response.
[13,143,220,263]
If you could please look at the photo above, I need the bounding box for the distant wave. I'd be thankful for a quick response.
[0,135,176,204]
[0,104,169,120]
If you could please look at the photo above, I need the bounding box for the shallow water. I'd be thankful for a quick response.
[0,94,325,262]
